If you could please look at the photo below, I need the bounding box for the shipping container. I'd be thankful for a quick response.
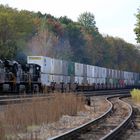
[83,64,87,77]
[101,67,107,78]
[114,70,118,79]
[67,76,70,83]
[111,69,114,78]
[116,70,120,79]
[92,78,97,84]
[83,76,88,84]
[62,60,68,76]
[51,75,64,83]
[91,66,96,78]
[120,71,124,79]
[87,65,92,77]
[75,63,83,76]
[106,68,112,78]
[51,58,63,75]
[68,61,75,76]
[106,78,113,84]
[28,56,63,75]
[41,73,50,86]
[74,76,83,84]
[62,76,68,83]
[87,77,96,84]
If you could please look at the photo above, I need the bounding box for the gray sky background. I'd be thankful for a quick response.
[1,0,140,44]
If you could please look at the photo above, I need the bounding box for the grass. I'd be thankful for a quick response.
[0,93,85,139]
[130,89,140,103]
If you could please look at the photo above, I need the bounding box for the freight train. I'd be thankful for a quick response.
[0,56,140,93]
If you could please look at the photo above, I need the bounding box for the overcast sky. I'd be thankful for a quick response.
[0,0,140,44]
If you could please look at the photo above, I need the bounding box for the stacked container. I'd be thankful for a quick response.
[28,55,140,88]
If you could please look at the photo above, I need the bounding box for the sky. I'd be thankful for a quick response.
[0,0,140,45]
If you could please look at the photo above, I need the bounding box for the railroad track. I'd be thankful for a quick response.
[0,94,52,105]
[82,89,131,96]
[0,89,130,105]
[49,95,132,140]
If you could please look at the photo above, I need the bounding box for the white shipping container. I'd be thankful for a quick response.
[87,77,97,85]
[51,58,63,75]
[87,65,92,77]
[83,64,87,77]
[75,63,83,76]
[124,71,127,80]
[67,76,70,83]
[98,67,103,78]
[117,70,120,79]
[100,78,106,84]
[124,80,128,85]
[96,78,106,84]
[111,69,114,78]
[95,66,100,77]
[96,78,100,84]
[41,73,50,86]
[62,60,68,76]
[114,70,118,79]
[51,75,63,83]
[87,77,91,84]
[91,66,96,78]
[89,78,97,84]
[62,76,68,83]
[92,78,97,84]
[101,67,107,78]
[41,74,65,85]
[74,76,83,84]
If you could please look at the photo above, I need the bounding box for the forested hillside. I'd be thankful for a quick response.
[0,5,140,72]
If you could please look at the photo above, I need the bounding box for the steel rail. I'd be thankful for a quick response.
[48,96,114,140]
[48,95,132,140]
[101,94,132,140]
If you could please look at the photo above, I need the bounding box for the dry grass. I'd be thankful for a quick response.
[0,93,85,139]
[130,89,140,103]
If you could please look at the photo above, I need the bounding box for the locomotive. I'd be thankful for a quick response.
[0,59,41,93]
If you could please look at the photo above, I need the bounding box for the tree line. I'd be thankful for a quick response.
[0,4,140,72]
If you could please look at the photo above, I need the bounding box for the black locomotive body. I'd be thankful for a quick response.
[0,60,41,93]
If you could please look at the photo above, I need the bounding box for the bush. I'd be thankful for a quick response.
[130,89,140,103]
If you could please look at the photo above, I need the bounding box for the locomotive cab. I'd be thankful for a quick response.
[28,63,41,82]
[2,60,20,92]
[28,63,41,93]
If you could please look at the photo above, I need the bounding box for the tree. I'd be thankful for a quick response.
[66,23,86,62]
[134,8,140,43]
[59,16,73,25]
[78,12,98,32]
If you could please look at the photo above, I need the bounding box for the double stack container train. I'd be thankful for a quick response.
[27,56,140,92]
[0,56,139,93]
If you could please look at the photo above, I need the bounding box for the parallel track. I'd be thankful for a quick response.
[0,89,131,105]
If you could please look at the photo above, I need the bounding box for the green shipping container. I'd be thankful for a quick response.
[113,79,119,85]
[68,61,75,76]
